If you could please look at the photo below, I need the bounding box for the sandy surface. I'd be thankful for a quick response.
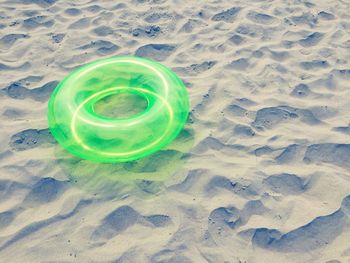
[1,0,350,262]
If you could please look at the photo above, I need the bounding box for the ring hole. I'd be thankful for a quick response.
[93,91,148,119]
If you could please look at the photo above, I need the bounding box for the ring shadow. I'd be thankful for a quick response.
[53,126,194,198]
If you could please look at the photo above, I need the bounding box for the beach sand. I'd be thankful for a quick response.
[1,0,350,262]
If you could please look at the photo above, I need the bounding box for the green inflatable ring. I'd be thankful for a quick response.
[48,56,189,163]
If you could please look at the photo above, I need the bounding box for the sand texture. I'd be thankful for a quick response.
[1,0,350,262]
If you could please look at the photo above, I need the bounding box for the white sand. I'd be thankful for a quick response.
[1,0,350,262]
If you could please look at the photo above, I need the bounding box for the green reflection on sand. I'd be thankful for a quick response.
[54,127,194,197]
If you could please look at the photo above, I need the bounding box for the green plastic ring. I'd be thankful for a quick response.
[48,56,189,163]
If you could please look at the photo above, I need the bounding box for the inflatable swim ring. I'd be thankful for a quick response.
[48,56,189,163]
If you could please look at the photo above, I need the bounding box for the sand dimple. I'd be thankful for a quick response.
[0,0,350,262]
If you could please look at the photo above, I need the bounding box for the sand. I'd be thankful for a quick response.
[1,0,350,262]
